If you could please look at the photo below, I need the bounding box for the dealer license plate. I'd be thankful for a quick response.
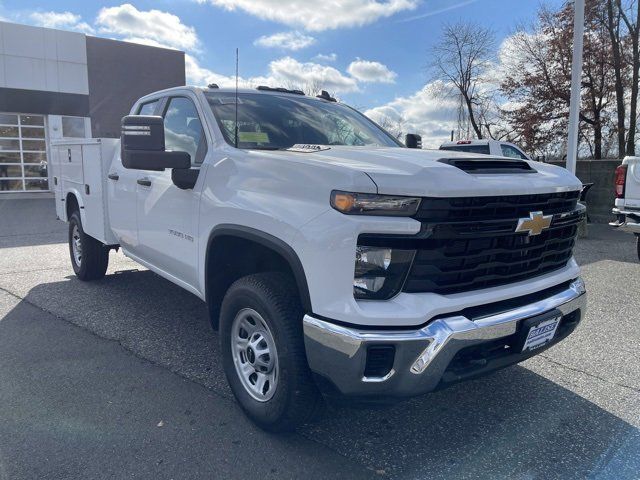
[522,316,561,352]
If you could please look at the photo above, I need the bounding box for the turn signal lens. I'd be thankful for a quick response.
[615,165,627,198]
[331,191,421,216]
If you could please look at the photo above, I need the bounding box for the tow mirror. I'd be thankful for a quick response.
[121,115,190,171]
[405,133,422,149]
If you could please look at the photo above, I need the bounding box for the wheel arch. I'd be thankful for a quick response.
[204,225,312,329]
[64,189,85,224]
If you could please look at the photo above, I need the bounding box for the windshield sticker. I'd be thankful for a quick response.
[238,131,270,143]
[286,144,331,153]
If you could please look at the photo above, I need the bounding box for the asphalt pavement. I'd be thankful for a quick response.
[0,197,639,479]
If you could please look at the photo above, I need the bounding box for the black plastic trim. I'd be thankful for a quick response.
[205,224,312,312]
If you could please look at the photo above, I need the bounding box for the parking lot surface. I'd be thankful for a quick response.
[0,198,639,479]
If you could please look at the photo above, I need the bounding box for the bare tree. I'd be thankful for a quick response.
[500,3,616,159]
[376,114,406,140]
[618,0,640,154]
[603,0,627,157]
[429,22,496,139]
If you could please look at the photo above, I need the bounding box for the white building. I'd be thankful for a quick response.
[0,21,185,195]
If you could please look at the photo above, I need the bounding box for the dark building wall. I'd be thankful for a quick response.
[549,160,619,223]
[86,36,185,138]
[0,88,89,117]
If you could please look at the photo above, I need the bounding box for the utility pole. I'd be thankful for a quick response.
[566,0,585,174]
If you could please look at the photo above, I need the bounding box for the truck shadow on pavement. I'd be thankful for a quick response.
[8,267,640,479]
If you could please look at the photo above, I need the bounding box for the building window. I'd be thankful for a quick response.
[62,116,86,138]
[0,113,48,192]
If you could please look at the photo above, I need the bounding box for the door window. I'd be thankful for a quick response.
[137,100,159,116]
[500,144,528,160]
[163,97,206,164]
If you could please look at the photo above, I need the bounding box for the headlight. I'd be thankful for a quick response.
[331,191,421,216]
[354,246,415,300]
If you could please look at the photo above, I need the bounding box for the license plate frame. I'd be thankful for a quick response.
[520,312,562,353]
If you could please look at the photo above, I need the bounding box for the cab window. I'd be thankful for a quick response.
[137,100,159,116]
[162,97,207,164]
[500,144,528,160]
[440,144,490,155]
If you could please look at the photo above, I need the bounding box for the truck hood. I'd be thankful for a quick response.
[256,146,582,197]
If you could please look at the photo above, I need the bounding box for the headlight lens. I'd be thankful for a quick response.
[331,191,421,216]
[354,246,415,300]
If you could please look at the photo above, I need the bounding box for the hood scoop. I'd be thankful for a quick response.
[438,158,536,174]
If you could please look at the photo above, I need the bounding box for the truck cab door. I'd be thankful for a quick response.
[108,99,161,252]
[135,95,207,290]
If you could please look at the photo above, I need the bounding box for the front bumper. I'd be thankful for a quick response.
[610,207,640,234]
[303,278,586,398]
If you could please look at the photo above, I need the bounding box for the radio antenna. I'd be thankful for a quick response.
[234,47,239,148]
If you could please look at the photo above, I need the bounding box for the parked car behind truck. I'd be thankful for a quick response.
[52,85,587,431]
[611,156,640,259]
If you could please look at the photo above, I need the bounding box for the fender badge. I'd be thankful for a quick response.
[286,144,331,153]
[515,211,553,236]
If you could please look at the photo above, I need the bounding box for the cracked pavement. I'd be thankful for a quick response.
[0,198,639,479]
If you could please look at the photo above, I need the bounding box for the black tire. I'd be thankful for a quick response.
[68,211,109,281]
[220,272,322,432]
[636,235,640,262]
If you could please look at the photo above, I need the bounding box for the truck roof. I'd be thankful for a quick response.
[138,85,335,103]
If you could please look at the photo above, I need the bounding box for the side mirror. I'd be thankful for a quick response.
[405,133,422,149]
[121,115,191,171]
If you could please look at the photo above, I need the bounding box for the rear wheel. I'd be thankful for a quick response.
[636,235,640,262]
[68,211,109,281]
[220,272,322,432]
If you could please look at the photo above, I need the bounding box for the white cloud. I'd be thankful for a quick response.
[254,31,315,50]
[270,57,358,92]
[185,55,358,93]
[313,53,337,62]
[195,0,418,31]
[347,59,397,83]
[96,4,199,51]
[29,11,94,33]
[365,81,458,148]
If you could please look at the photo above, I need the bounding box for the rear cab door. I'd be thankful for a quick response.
[134,91,209,291]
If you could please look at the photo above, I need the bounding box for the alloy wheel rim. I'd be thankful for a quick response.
[71,224,82,266]
[231,308,278,402]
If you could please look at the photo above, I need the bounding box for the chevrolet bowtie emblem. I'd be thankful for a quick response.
[515,211,553,236]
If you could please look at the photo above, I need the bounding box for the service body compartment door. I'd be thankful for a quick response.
[80,143,106,242]
[61,145,83,185]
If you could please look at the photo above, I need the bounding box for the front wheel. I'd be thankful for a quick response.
[68,211,109,281]
[220,272,322,432]
[637,235,640,262]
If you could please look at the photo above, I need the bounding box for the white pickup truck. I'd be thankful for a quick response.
[52,85,587,431]
[611,156,640,259]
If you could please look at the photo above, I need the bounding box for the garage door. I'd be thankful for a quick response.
[0,113,48,193]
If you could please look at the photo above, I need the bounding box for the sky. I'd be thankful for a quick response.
[0,0,563,147]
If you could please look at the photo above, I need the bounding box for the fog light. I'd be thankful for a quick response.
[354,246,414,300]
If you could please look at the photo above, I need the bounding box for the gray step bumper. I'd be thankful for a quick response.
[303,278,586,397]
[610,207,640,234]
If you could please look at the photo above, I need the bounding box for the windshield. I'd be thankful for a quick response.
[205,92,401,150]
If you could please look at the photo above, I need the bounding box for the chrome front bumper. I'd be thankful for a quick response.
[303,278,587,397]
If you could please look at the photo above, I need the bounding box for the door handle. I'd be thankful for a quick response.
[137,178,152,187]
[108,173,119,181]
